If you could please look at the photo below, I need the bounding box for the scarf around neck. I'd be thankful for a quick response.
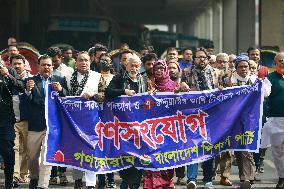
[70,70,90,96]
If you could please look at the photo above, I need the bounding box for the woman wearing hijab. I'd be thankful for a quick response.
[152,59,178,92]
[143,60,176,189]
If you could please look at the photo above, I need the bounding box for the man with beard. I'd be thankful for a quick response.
[61,46,76,69]
[141,53,157,94]
[141,53,157,79]
[261,52,284,189]
[183,47,219,189]
[216,53,231,89]
[65,51,101,189]
[168,58,182,84]
[89,44,108,72]
[105,54,147,189]
[225,54,257,189]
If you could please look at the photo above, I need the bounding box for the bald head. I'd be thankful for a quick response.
[274,52,284,68]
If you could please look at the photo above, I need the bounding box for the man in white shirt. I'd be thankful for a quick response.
[66,51,101,189]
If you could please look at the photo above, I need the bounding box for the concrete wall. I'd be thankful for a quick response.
[212,0,223,53]
[237,0,257,53]
[261,0,284,50]
[223,0,237,54]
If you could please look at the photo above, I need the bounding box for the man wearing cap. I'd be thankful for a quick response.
[225,54,257,189]
[261,52,284,189]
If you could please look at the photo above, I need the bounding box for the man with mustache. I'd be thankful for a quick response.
[66,51,101,189]
[10,54,32,186]
[25,54,68,189]
[105,54,147,189]
[225,54,257,189]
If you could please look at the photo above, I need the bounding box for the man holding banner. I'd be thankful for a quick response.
[66,51,101,189]
[45,49,263,189]
[183,47,220,189]
[25,54,68,189]
[225,54,257,189]
[105,53,148,189]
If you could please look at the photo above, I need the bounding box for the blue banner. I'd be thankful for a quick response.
[45,81,263,173]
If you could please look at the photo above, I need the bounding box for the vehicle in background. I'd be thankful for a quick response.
[43,15,121,51]
[150,30,214,58]
[119,22,151,51]
[0,42,40,75]
[198,38,214,49]
[150,30,177,56]
[260,46,279,72]
[177,34,199,50]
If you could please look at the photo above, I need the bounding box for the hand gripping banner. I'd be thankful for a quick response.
[44,81,263,173]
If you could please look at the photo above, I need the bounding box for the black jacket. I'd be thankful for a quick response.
[105,72,148,99]
[0,67,25,127]
[25,74,68,132]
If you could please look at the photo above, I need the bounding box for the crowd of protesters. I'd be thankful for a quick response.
[0,36,284,189]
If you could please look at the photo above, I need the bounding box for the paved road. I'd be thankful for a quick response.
[0,149,278,189]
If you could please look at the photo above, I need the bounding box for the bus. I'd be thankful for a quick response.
[43,15,120,51]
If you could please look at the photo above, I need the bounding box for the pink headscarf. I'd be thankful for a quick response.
[153,60,177,92]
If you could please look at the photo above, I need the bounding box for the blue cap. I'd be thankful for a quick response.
[235,54,249,65]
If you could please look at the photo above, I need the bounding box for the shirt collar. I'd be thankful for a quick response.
[39,74,52,81]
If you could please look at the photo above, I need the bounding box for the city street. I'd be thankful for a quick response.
[0,148,278,189]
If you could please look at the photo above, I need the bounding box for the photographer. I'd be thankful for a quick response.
[0,62,25,189]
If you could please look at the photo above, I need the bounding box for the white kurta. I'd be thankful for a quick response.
[66,70,101,186]
[260,77,284,148]
[260,76,284,178]
[66,70,101,96]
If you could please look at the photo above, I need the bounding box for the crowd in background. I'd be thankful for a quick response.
[1,36,284,189]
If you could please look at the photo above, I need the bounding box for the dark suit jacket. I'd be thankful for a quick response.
[25,74,68,132]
